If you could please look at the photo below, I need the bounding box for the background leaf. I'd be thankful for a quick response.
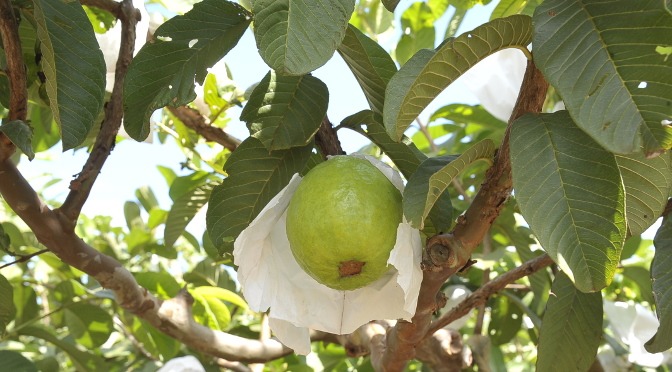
[241,72,328,150]
[64,303,113,349]
[510,111,626,292]
[615,152,672,237]
[123,0,251,140]
[252,0,355,75]
[33,0,106,150]
[337,24,397,115]
[646,213,672,352]
[0,120,34,160]
[0,350,37,372]
[536,273,603,371]
[384,15,532,140]
[164,183,215,249]
[533,0,672,155]
[20,325,106,370]
[0,274,15,333]
[395,2,436,65]
[206,137,312,251]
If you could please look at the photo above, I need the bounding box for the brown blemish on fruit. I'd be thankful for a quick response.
[339,260,365,277]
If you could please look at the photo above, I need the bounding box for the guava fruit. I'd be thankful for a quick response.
[285,156,403,291]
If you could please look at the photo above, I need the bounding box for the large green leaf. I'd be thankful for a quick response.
[533,0,672,155]
[615,152,672,236]
[339,110,425,179]
[0,351,37,372]
[123,0,251,140]
[404,140,494,229]
[402,155,457,232]
[64,303,113,349]
[536,273,603,371]
[165,182,215,249]
[133,271,181,299]
[33,0,106,150]
[191,289,231,331]
[384,15,532,141]
[240,72,328,150]
[0,120,34,160]
[0,273,15,333]
[337,24,397,115]
[20,325,106,371]
[646,214,672,352]
[510,111,626,292]
[252,0,355,75]
[490,0,542,20]
[206,137,312,250]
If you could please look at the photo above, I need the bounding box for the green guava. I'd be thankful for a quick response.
[285,156,403,291]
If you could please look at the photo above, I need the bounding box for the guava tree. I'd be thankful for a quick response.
[0,0,671,370]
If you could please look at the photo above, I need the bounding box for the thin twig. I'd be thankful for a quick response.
[0,249,49,270]
[378,58,549,371]
[59,0,140,223]
[425,254,554,337]
[416,117,438,153]
[168,106,241,151]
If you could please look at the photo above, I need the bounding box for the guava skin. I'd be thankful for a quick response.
[285,156,403,291]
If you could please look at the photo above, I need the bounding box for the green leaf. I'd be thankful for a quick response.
[488,294,523,345]
[135,186,159,212]
[490,0,542,20]
[384,15,532,141]
[168,171,211,200]
[133,272,181,299]
[615,151,672,236]
[125,315,180,361]
[0,120,34,160]
[123,201,143,230]
[253,0,356,75]
[337,24,397,115]
[381,0,400,12]
[405,139,494,229]
[13,285,38,326]
[533,0,672,155]
[20,325,106,371]
[33,0,106,151]
[165,183,215,249]
[191,286,248,309]
[339,110,426,179]
[123,0,251,140]
[206,137,312,250]
[510,111,626,292]
[191,289,231,331]
[646,214,672,352]
[0,351,37,372]
[536,273,603,372]
[349,0,393,36]
[0,273,15,333]
[241,71,328,150]
[429,104,506,130]
[621,266,654,304]
[395,2,436,65]
[64,303,113,349]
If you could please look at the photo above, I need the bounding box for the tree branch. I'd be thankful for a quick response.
[315,116,344,158]
[377,58,549,371]
[425,254,554,337]
[0,0,27,123]
[59,0,139,223]
[0,249,49,270]
[168,106,241,151]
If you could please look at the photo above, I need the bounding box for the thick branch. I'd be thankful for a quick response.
[0,0,27,123]
[168,106,241,151]
[425,254,554,336]
[315,116,344,158]
[0,153,294,362]
[378,58,549,371]
[59,0,139,223]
